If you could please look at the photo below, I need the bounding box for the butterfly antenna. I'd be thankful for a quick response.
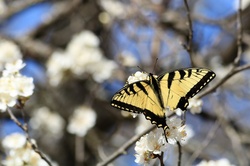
[153,58,158,74]
[137,65,144,71]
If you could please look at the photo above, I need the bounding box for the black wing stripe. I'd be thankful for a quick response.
[111,100,143,113]
[136,82,148,95]
[168,72,175,88]
[187,68,192,77]
[124,88,130,95]
[129,84,137,94]
[186,71,215,98]
[178,70,186,79]
[176,97,188,110]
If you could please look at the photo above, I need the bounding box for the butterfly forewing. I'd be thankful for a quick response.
[158,68,216,110]
[111,81,154,114]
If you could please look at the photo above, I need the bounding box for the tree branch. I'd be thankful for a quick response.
[198,63,250,98]
[183,0,195,67]
[97,125,156,166]
[6,108,52,166]
[177,141,182,166]
[234,0,243,66]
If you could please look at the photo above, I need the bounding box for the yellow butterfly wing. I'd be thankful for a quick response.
[157,68,216,111]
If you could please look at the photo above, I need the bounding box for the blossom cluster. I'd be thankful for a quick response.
[30,107,65,139]
[67,105,97,137]
[0,41,34,112]
[99,0,127,25]
[135,129,167,165]
[196,158,235,166]
[0,40,22,70]
[46,30,117,86]
[1,133,57,166]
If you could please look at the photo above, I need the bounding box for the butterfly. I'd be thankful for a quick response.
[111,68,216,131]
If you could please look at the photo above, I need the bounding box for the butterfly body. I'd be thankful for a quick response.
[111,68,216,130]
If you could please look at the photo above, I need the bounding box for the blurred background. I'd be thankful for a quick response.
[0,0,250,165]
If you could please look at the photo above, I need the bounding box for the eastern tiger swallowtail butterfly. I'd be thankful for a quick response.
[111,68,216,131]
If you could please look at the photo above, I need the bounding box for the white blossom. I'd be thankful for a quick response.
[0,61,34,112]
[127,71,149,84]
[118,51,138,67]
[89,59,117,83]
[181,124,194,144]
[0,40,22,70]
[100,0,126,17]
[46,30,117,86]
[135,129,167,165]
[30,107,65,138]
[188,98,203,114]
[67,31,100,53]
[2,133,26,150]
[70,47,103,76]
[196,158,235,166]
[0,0,7,16]
[165,117,187,144]
[46,51,72,86]
[1,133,58,166]
[3,60,25,76]
[67,105,97,137]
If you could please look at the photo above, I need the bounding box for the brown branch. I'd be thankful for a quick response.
[6,108,52,166]
[97,112,176,166]
[198,63,250,98]
[183,0,195,67]
[97,125,156,166]
[214,99,248,166]
[234,0,243,66]
[177,141,182,166]
[186,120,220,165]
[27,0,82,38]
[0,0,45,20]
[159,152,165,166]
[75,136,85,166]
[0,35,54,59]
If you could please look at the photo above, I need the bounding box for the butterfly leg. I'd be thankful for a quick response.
[163,126,169,143]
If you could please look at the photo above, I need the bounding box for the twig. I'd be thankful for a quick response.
[0,35,54,59]
[97,125,156,166]
[185,120,220,166]
[159,152,165,166]
[183,0,195,67]
[151,28,161,72]
[27,0,82,38]
[214,97,248,166]
[198,0,247,98]
[234,0,243,66]
[198,63,250,98]
[177,141,182,166]
[97,112,176,166]
[75,136,85,166]
[6,107,52,166]
[0,0,45,20]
